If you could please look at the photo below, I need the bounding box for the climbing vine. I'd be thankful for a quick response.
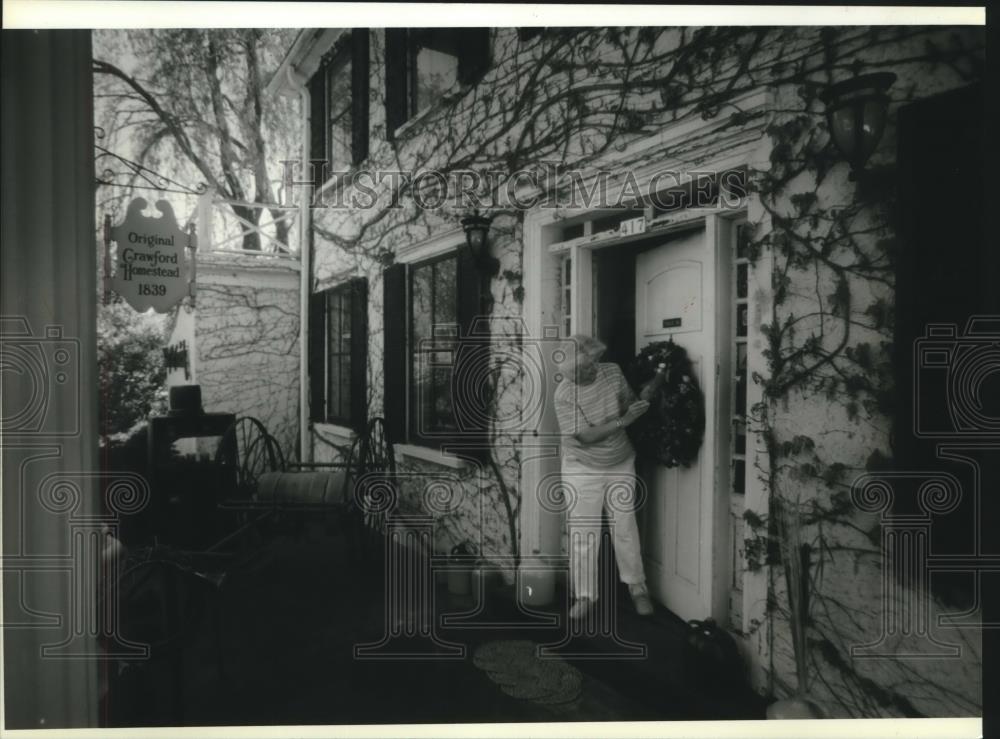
[296,25,985,718]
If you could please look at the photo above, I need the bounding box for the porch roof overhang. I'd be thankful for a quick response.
[266,28,346,97]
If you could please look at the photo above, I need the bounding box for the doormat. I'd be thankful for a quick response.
[472,640,583,705]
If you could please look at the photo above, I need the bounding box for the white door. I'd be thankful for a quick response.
[634,225,724,622]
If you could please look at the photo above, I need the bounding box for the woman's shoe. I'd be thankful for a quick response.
[629,583,654,616]
[568,597,596,620]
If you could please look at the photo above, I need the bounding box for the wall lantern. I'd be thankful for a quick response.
[819,70,896,180]
[460,213,499,275]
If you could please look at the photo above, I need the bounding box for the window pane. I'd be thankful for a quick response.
[340,354,352,420]
[412,351,433,431]
[734,418,746,455]
[737,263,748,299]
[434,258,457,329]
[340,292,352,353]
[327,57,352,169]
[561,224,584,241]
[737,303,748,338]
[736,224,749,260]
[735,343,747,413]
[733,459,746,495]
[433,367,456,431]
[328,351,341,420]
[412,37,458,114]
[412,263,433,343]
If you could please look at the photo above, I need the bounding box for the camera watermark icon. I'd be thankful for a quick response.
[914,317,1000,438]
[1,316,80,436]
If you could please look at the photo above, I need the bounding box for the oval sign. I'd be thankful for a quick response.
[111,198,189,313]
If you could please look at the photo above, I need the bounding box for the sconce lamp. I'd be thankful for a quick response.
[819,69,896,180]
[460,213,499,275]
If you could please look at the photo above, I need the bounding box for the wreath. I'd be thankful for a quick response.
[626,341,706,468]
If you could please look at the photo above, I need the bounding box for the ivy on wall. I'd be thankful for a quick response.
[301,25,985,718]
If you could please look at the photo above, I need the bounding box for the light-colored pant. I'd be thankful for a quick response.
[562,455,646,601]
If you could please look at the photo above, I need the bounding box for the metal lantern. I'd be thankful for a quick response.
[460,213,498,274]
[819,71,896,180]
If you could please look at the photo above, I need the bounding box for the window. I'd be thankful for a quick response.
[384,28,491,137]
[309,278,368,430]
[382,248,489,452]
[308,29,369,178]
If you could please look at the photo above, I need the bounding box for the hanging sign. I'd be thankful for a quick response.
[109,198,192,312]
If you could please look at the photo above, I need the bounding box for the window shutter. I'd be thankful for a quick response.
[349,277,369,432]
[458,28,491,86]
[308,70,327,185]
[384,28,408,139]
[455,250,490,453]
[308,291,327,422]
[382,263,407,443]
[351,29,370,166]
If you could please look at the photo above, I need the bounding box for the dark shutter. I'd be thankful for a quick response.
[458,28,491,85]
[308,291,327,422]
[349,277,369,432]
[454,250,490,454]
[384,28,408,139]
[351,29,370,166]
[308,69,327,186]
[382,263,407,444]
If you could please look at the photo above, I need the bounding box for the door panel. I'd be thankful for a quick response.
[635,225,720,622]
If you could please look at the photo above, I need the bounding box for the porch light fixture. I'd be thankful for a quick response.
[819,69,896,181]
[460,213,499,275]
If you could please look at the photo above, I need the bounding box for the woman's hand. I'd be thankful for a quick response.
[621,400,651,426]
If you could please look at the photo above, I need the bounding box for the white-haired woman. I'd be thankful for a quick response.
[553,334,654,619]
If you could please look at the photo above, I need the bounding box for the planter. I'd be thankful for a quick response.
[518,554,556,606]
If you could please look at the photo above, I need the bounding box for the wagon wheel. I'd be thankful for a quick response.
[215,417,284,504]
[356,417,397,534]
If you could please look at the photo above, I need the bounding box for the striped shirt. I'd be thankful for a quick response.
[554,363,637,467]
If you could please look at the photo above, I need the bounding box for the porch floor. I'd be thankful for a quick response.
[103,527,767,727]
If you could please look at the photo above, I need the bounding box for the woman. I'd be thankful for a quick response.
[553,334,654,619]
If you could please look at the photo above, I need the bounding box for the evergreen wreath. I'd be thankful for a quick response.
[626,340,706,468]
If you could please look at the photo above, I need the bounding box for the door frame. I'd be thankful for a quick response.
[521,130,772,645]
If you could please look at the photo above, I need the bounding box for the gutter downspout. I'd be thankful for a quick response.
[286,64,313,463]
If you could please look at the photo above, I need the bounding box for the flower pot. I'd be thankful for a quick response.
[519,554,555,606]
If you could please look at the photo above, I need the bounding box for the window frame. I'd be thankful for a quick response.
[309,28,370,184]
[384,28,491,140]
[382,233,489,457]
